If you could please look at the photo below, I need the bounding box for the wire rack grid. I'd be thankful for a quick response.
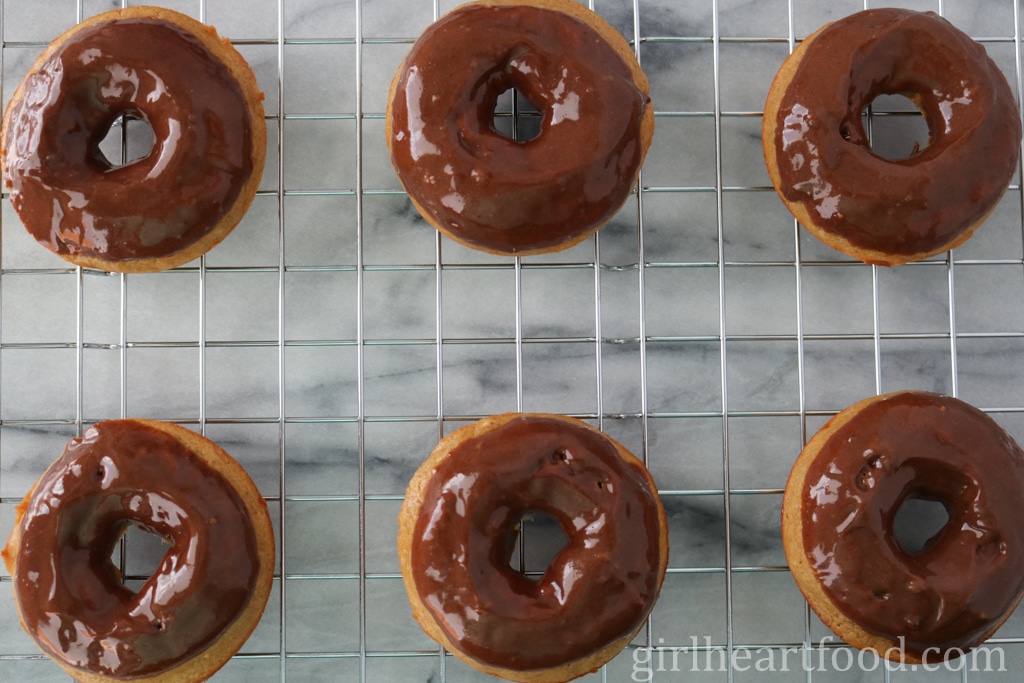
[0,0,1023,681]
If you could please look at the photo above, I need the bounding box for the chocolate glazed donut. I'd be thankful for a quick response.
[398,414,669,683]
[386,0,653,256]
[782,391,1024,662]
[1,7,266,273]
[763,9,1021,265]
[2,419,275,682]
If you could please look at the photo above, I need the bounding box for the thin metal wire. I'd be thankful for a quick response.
[710,2,736,681]
[0,0,5,555]
[431,0,447,675]
[858,1,884,401]
[947,250,961,399]
[275,0,288,679]
[1016,0,1024,461]
[628,0,655,677]
[354,0,369,679]
[783,3,816,682]
[592,0,605,439]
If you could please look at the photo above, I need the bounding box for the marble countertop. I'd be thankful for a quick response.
[1,0,1023,681]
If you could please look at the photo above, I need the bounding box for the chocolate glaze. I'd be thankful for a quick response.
[411,416,663,670]
[8,420,259,677]
[800,392,1024,656]
[772,9,1021,258]
[389,4,649,254]
[2,17,254,263]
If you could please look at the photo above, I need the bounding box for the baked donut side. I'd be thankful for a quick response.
[762,9,1021,266]
[2,419,275,683]
[386,0,654,256]
[780,393,907,660]
[782,391,1024,663]
[1,7,267,273]
[398,414,669,683]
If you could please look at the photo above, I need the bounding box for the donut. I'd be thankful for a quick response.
[1,7,266,273]
[762,9,1021,266]
[398,413,668,683]
[782,391,1024,663]
[1,419,275,681]
[386,0,654,256]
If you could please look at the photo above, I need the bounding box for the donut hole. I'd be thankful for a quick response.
[493,87,542,143]
[112,523,171,592]
[863,94,930,161]
[509,509,570,576]
[98,114,156,168]
[892,495,950,555]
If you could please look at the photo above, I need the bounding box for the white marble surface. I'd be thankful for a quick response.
[1,0,1024,681]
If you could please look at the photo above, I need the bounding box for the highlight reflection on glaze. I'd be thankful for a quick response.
[800,392,1024,656]
[2,18,253,263]
[389,4,649,254]
[411,416,662,670]
[7,421,259,678]
[772,9,1021,258]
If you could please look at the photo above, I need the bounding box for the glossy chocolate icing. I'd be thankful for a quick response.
[410,416,663,670]
[772,9,1021,258]
[389,4,649,254]
[7,420,259,677]
[2,17,254,263]
[800,392,1024,655]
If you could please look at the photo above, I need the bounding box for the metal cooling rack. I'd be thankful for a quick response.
[1,0,1023,681]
